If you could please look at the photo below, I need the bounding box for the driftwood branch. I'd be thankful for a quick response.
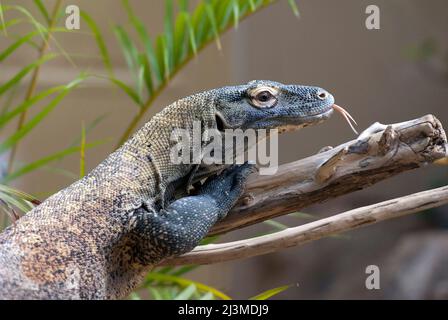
[210,114,447,235]
[163,186,448,265]
[160,114,447,266]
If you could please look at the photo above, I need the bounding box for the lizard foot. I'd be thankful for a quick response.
[198,162,256,218]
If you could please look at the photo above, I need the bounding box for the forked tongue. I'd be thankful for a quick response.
[332,104,358,135]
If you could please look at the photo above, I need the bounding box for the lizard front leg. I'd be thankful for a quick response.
[132,163,255,265]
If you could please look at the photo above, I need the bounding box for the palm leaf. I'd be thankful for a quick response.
[164,0,174,72]
[0,30,40,62]
[263,219,288,231]
[169,265,197,277]
[0,53,57,96]
[0,27,83,63]
[199,292,214,300]
[289,211,314,219]
[0,1,6,35]
[67,113,108,148]
[216,0,234,31]
[0,81,23,129]
[0,184,39,223]
[205,2,222,50]
[4,5,48,42]
[238,0,251,17]
[191,3,209,44]
[155,35,170,80]
[173,12,188,64]
[33,0,51,25]
[2,140,104,183]
[148,287,163,300]
[108,77,142,106]
[40,166,78,180]
[0,190,32,213]
[184,12,197,55]
[144,273,231,300]
[0,74,86,155]
[0,18,22,32]
[178,0,189,11]
[128,292,141,300]
[139,53,153,95]
[80,10,113,76]
[231,0,239,28]
[249,285,291,300]
[0,198,19,224]
[0,85,64,129]
[114,25,139,74]
[114,25,143,100]
[0,184,39,206]
[174,284,197,300]
[122,0,162,84]
[287,0,300,17]
[248,0,256,11]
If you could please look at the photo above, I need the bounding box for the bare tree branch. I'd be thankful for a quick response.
[210,114,447,236]
[159,114,447,266]
[162,185,448,265]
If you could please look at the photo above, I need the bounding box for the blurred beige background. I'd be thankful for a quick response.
[1,0,448,298]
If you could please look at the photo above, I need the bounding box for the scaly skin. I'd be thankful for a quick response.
[0,80,335,299]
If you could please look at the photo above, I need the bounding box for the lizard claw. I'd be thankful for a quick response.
[198,162,255,200]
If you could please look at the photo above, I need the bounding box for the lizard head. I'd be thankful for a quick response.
[214,80,334,132]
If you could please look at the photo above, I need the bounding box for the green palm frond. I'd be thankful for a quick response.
[79,11,113,76]
[0,184,40,225]
[142,272,232,300]
[0,1,7,35]
[249,285,291,300]
[2,140,104,184]
[33,0,51,25]
[2,4,48,41]
[0,0,94,178]
[0,53,57,96]
[133,271,291,300]
[82,0,299,147]
[0,74,87,155]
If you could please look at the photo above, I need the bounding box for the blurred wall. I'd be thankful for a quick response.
[1,0,448,298]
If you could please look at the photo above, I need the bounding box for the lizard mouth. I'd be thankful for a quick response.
[294,107,334,123]
[216,105,335,132]
[275,108,334,133]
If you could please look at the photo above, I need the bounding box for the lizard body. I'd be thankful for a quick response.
[0,80,334,299]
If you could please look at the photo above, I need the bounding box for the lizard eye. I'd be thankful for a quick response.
[317,90,328,100]
[249,88,278,108]
[256,91,273,102]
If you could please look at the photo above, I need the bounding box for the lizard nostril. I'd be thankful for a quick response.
[317,91,328,100]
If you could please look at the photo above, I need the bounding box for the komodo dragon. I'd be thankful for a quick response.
[0,80,336,299]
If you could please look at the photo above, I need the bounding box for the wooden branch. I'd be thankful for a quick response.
[435,157,448,165]
[162,186,448,265]
[209,114,447,236]
[158,114,448,266]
